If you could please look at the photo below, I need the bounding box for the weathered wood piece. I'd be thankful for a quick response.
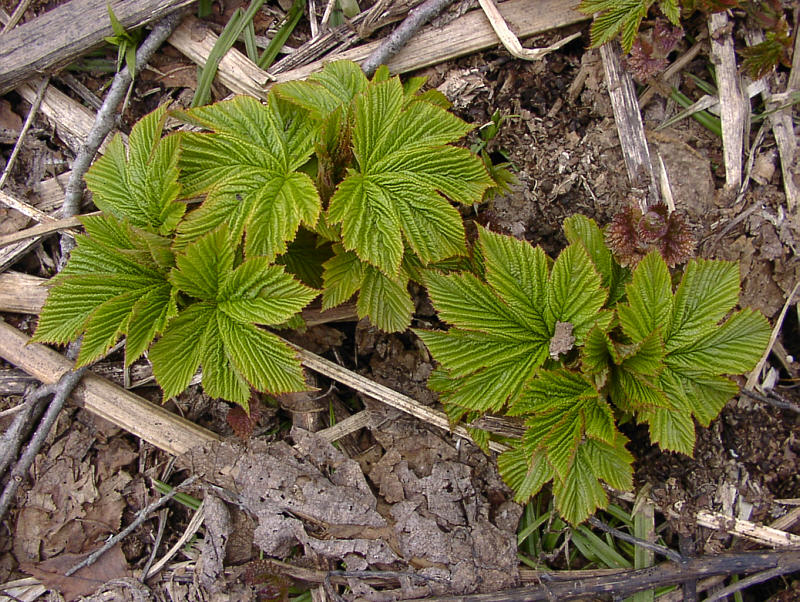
[743,31,798,213]
[600,42,659,207]
[0,319,220,456]
[168,0,588,99]
[709,12,746,191]
[0,0,195,94]
[0,271,48,313]
[17,79,112,155]
[433,551,800,601]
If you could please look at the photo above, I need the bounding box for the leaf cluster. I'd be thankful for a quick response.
[418,216,770,524]
[34,61,498,409]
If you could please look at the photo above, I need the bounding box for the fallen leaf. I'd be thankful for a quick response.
[20,544,130,601]
[197,492,231,591]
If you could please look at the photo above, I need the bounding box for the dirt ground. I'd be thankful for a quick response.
[1,1,800,600]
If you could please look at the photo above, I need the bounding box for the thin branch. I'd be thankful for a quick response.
[704,567,789,602]
[360,0,456,76]
[0,75,48,191]
[0,213,86,248]
[1,0,31,33]
[0,383,55,477]
[587,517,685,564]
[59,10,184,257]
[66,475,198,577]
[739,387,800,414]
[0,365,87,522]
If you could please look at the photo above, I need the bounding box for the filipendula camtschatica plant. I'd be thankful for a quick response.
[417,215,770,524]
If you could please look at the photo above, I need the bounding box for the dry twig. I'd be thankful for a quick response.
[361,0,457,76]
[709,12,746,191]
[0,75,48,191]
[0,362,87,521]
[587,516,684,564]
[66,475,199,577]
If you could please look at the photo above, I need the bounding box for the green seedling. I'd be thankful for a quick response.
[105,3,143,77]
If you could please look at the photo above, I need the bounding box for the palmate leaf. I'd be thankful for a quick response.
[618,252,770,454]
[150,226,318,409]
[83,105,184,235]
[564,214,630,305]
[33,215,176,367]
[273,60,369,120]
[174,94,320,261]
[418,228,610,415]
[321,244,415,331]
[327,77,492,276]
[503,369,632,524]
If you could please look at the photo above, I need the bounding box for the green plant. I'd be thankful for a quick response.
[417,215,770,524]
[470,109,518,202]
[104,3,143,76]
[33,61,494,409]
[33,106,316,412]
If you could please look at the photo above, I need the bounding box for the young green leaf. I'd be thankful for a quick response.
[174,94,320,261]
[150,226,318,409]
[504,368,633,523]
[618,253,771,453]
[564,214,630,304]
[33,215,176,367]
[418,229,610,415]
[579,0,653,52]
[327,77,492,275]
[83,105,184,235]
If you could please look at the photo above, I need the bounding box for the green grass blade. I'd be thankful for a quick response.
[665,88,722,138]
[244,19,259,63]
[257,0,304,70]
[153,479,202,510]
[197,0,212,18]
[685,72,717,96]
[573,526,632,569]
[631,499,655,602]
[192,0,266,107]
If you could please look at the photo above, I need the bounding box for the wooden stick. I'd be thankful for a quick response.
[361,0,456,76]
[0,190,53,224]
[600,42,659,207]
[0,0,196,94]
[431,551,800,601]
[0,214,86,248]
[709,12,746,191]
[289,342,507,453]
[168,0,587,96]
[17,79,111,155]
[0,76,48,191]
[0,319,220,456]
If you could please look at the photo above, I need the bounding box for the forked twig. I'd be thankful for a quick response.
[66,475,198,577]
[0,364,87,521]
